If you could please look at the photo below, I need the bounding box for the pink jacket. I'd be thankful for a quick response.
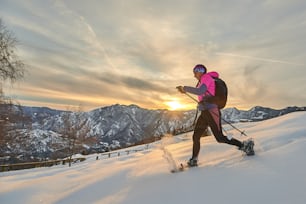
[197,71,219,101]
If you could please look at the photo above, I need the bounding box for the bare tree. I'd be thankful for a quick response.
[61,106,88,167]
[0,88,10,145]
[0,18,26,152]
[0,18,25,82]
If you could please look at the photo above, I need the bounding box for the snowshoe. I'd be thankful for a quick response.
[187,158,198,167]
[240,139,255,156]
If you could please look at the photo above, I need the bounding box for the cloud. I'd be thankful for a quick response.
[216,52,305,67]
[1,0,306,110]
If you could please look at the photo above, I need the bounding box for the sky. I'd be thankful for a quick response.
[1,0,306,111]
[1,111,306,203]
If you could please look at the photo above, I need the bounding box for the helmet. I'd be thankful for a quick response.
[193,64,207,74]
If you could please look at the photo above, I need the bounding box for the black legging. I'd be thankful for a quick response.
[192,108,242,159]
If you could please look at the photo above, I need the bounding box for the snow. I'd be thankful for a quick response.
[1,112,306,204]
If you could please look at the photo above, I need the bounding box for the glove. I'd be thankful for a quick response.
[176,86,186,93]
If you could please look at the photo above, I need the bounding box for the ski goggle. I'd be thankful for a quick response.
[193,65,206,73]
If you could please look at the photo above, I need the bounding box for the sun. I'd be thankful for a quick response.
[165,100,184,111]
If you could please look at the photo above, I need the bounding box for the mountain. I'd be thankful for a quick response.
[222,106,306,122]
[0,104,195,163]
[0,104,305,163]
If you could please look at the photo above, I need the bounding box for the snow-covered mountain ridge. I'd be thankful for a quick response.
[1,104,305,163]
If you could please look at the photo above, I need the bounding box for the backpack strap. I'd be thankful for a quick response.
[205,76,217,97]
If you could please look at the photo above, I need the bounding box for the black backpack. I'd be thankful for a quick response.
[206,77,228,109]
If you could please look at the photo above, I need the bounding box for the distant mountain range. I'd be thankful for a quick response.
[0,104,305,163]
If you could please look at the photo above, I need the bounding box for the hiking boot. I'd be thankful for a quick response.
[187,158,198,167]
[239,139,255,156]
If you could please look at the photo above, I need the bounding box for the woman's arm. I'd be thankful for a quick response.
[183,83,207,96]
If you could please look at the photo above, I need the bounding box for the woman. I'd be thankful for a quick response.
[177,64,254,167]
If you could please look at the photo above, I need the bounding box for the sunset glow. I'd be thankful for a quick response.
[165,100,185,111]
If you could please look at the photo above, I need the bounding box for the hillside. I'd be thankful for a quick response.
[1,111,306,204]
[1,104,305,163]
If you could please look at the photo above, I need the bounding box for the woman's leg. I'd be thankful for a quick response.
[207,108,242,148]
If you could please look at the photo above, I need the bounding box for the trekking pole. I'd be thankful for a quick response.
[218,115,247,136]
[180,91,248,136]
[184,92,198,103]
[178,91,199,127]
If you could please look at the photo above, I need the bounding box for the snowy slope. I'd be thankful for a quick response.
[1,112,306,204]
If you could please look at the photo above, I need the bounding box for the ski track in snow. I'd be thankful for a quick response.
[1,112,306,204]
